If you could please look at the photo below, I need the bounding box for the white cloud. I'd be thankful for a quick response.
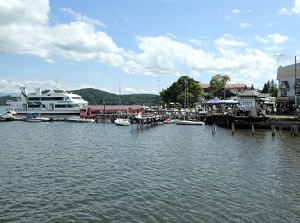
[0,0,285,92]
[255,34,289,45]
[232,9,240,14]
[267,34,289,44]
[214,34,247,49]
[189,38,203,47]
[239,22,251,28]
[266,21,276,27]
[0,0,49,25]
[292,0,300,14]
[61,8,107,28]
[0,0,124,66]
[255,35,269,44]
[278,7,291,15]
[123,87,138,94]
[0,79,65,93]
[279,1,300,15]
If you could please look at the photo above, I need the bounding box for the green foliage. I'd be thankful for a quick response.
[261,79,278,97]
[0,95,11,105]
[0,88,161,106]
[209,74,230,93]
[72,88,161,105]
[160,76,204,108]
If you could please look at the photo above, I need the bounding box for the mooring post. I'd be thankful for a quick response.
[231,121,235,134]
[251,123,255,135]
[291,125,298,136]
[271,124,276,137]
[212,122,217,135]
[279,123,282,135]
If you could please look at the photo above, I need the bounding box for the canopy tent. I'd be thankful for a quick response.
[203,98,239,105]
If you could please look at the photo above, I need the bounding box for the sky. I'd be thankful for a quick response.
[1,0,300,95]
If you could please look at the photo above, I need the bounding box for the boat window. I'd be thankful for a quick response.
[29,97,64,101]
[71,97,82,100]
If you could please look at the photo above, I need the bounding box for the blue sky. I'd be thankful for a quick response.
[1,0,300,95]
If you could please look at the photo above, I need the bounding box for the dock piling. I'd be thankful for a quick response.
[271,124,276,137]
[212,122,217,135]
[231,121,235,134]
[251,123,255,135]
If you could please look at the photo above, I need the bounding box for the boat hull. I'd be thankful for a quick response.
[114,118,131,126]
[175,120,205,125]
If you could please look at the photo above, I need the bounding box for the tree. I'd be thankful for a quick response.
[160,76,204,108]
[208,74,230,99]
[260,79,278,97]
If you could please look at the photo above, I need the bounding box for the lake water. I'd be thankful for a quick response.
[1,106,300,222]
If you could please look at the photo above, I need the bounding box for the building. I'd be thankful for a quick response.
[80,105,142,118]
[200,83,247,99]
[277,62,300,111]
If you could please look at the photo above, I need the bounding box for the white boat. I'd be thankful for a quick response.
[0,111,14,120]
[114,118,131,126]
[23,112,50,122]
[65,117,95,123]
[6,87,88,115]
[175,119,205,125]
[6,109,17,115]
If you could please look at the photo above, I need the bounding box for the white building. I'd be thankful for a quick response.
[277,62,300,109]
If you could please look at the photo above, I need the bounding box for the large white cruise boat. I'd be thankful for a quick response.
[6,87,88,115]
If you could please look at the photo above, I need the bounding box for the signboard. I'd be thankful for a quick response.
[239,99,255,108]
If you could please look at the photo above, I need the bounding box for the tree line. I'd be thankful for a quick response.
[159,74,278,109]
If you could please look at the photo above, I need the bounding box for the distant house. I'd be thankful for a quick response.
[199,83,247,99]
[277,63,300,109]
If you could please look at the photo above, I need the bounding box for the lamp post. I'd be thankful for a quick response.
[103,100,106,114]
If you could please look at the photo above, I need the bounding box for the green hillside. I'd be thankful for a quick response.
[0,88,161,106]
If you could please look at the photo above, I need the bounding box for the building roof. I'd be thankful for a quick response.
[238,90,270,98]
[199,83,247,89]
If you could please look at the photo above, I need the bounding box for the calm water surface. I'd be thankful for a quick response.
[1,107,300,222]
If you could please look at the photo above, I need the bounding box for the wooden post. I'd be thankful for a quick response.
[212,122,217,135]
[251,123,255,135]
[231,121,235,134]
[271,124,276,137]
[279,124,282,135]
[291,125,298,136]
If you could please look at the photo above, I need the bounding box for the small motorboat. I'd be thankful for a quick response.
[23,112,50,122]
[65,117,95,123]
[175,119,205,125]
[0,111,14,120]
[114,118,131,126]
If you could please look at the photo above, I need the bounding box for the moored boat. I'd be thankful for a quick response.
[175,119,205,125]
[23,112,51,122]
[65,117,95,123]
[6,87,88,115]
[114,118,131,126]
[0,111,14,120]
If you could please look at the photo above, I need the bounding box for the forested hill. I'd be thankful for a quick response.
[0,88,161,106]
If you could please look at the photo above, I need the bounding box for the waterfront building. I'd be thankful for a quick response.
[80,105,142,118]
[277,62,300,112]
[200,83,247,99]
